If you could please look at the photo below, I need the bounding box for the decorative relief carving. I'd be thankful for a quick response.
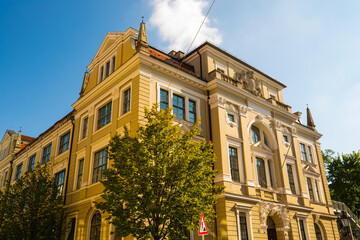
[112,88,120,99]
[239,105,249,117]
[209,95,227,109]
[259,202,290,229]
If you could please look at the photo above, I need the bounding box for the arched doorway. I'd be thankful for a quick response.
[267,216,277,240]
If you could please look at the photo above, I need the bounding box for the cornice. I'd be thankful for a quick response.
[295,122,322,139]
[207,79,298,121]
[139,53,207,91]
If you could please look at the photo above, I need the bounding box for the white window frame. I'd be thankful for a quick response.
[253,152,275,190]
[305,175,323,203]
[79,114,89,141]
[157,83,200,124]
[65,213,79,240]
[235,204,253,240]
[98,54,117,84]
[88,135,111,186]
[268,88,278,100]
[296,214,310,240]
[93,96,113,133]
[299,142,316,164]
[227,136,244,183]
[27,153,37,172]
[285,159,300,195]
[73,149,86,191]
[119,82,132,117]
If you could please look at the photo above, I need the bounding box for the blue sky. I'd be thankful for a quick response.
[0,0,359,154]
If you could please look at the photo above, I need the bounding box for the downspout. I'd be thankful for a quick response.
[63,115,75,205]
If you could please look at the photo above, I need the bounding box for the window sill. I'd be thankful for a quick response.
[92,123,111,135]
[56,149,69,158]
[118,110,131,119]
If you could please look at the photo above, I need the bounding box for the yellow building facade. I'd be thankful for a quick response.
[0,21,339,240]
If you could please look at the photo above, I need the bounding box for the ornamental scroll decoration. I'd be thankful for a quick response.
[259,202,290,230]
[234,70,263,97]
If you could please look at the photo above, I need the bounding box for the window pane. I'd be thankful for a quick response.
[105,61,110,77]
[2,171,7,187]
[90,211,101,240]
[160,89,168,110]
[299,219,307,240]
[15,163,22,180]
[173,94,185,119]
[82,117,88,139]
[251,126,260,143]
[112,56,116,73]
[228,114,235,122]
[100,66,104,82]
[92,148,108,183]
[300,143,307,161]
[28,154,36,171]
[77,159,84,189]
[189,100,196,123]
[229,147,240,182]
[307,177,315,201]
[287,164,296,194]
[239,212,248,240]
[308,146,313,163]
[97,102,112,130]
[256,157,267,188]
[55,170,66,195]
[268,161,273,187]
[42,144,52,164]
[283,135,289,143]
[314,223,323,240]
[123,88,131,114]
[314,180,321,202]
[59,132,70,154]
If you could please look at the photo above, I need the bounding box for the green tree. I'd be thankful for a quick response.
[323,150,360,214]
[97,106,224,240]
[0,164,64,240]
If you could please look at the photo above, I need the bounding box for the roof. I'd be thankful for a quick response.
[186,41,287,88]
[21,135,36,143]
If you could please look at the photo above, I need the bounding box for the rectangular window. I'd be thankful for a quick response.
[2,171,7,187]
[307,146,313,163]
[307,177,315,201]
[77,159,84,190]
[112,56,116,73]
[229,147,240,182]
[283,135,289,143]
[300,143,307,161]
[82,117,88,139]
[14,163,23,180]
[123,88,131,114]
[239,212,248,240]
[55,170,66,195]
[160,89,169,110]
[28,154,36,171]
[173,94,185,119]
[100,66,104,83]
[59,131,70,154]
[42,144,52,164]
[299,219,307,240]
[287,164,296,194]
[228,114,235,122]
[97,102,112,130]
[92,148,108,183]
[256,157,267,188]
[314,180,321,202]
[268,161,274,187]
[188,100,196,123]
[105,61,110,78]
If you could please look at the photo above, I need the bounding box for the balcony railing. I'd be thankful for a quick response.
[209,69,292,113]
[333,200,360,229]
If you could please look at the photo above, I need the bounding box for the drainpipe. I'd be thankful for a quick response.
[63,115,75,205]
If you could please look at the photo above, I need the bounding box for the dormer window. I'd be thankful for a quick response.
[98,55,116,83]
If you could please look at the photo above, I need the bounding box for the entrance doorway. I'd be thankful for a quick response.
[267,216,277,240]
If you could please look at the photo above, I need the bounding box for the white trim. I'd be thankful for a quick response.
[79,113,89,142]
[88,135,111,186]
[40,141,53,164]
[119,81,132,117]
[227,140,245,183]
[296,214,311,240]
[285,161,300,195]
[13,162,23,181]
[235,204,254,240]
[92,96,113,134]
[73,149,86,191]
[97,53,117,84]
[87,209,103,240]
[56,128,71,157]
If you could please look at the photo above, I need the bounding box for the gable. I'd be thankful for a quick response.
[0,130,16,145]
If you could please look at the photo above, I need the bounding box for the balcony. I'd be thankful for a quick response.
[209,69,292,113]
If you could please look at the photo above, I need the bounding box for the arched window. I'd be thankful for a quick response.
[314,223,323,240]
[90,211,101,240]
[251,125,260,143]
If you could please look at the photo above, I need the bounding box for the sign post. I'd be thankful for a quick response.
[198,212,208,239]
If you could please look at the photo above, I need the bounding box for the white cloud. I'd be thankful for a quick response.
[149,0,222,52]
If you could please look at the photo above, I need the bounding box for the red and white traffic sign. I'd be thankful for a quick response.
[198,212,209,235]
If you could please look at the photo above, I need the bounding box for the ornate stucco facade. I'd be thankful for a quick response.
[0,21,339,240]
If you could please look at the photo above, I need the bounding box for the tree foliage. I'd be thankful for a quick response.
[323,150,360,214]
[0,164,64,240]
[97,106,224,240]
